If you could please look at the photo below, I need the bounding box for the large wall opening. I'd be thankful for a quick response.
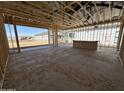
[5,24,49,51]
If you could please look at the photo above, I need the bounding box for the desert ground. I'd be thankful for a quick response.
[8,40,48,48]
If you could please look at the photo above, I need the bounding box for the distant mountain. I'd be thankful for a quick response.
[34,32,48,36]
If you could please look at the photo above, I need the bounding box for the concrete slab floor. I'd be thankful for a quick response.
[2,45,124,90]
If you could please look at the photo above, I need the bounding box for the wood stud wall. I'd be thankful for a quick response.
[119,13,124,66]
[59,22,120,48]
[117,14,124,51]
[0,13,9,80]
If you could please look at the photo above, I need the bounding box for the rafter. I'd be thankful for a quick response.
[0,3,50,22]
[43,2,80,27]
[49,1,76,15]
[22,2,75,26]
[0,1,122,29]
[92,1,100,23]
[67,18,120,30]
[52,1,84,27]
[118,4,124,20]
[25,1,80,27]
[46,2,80,27]
[0,6,71,29]
[77,1,98,24]
[109,1,112,21]
[102,2,105,23]
[51,1,84,27]
[59,2,86,26]
[12,2,68,26]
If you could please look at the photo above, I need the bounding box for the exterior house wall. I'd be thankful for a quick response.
[33,35,48,41]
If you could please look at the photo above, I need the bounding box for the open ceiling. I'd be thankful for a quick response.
[0,1,123,29]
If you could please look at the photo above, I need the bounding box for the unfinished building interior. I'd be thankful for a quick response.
[0,1,124,91]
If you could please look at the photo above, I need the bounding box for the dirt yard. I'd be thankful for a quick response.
[8,40,48,48]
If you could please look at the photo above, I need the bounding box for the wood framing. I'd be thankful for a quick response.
[73,40,98,50]
[0,1,122,29]
[119,28,124,66]
[116,13,124,51]
[93,1,100,22]
[12,17,21,53]
[0,13,9,80]
[77,1,97,24]
[48,28,51,45]
[51,24,59,47]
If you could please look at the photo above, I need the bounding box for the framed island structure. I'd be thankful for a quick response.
[73,40,98,50]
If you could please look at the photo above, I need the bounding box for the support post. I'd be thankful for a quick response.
[12,17,21,53]
[51,24,58,47]
[52,28,55,46]
[54,24,58,46]
[119,31,124,66]
[48,28,51,45]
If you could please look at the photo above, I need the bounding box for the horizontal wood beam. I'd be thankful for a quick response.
[4,17,51,29]
[66,18,120,30]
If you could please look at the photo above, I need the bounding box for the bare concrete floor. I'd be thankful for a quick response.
[3,45,124,90]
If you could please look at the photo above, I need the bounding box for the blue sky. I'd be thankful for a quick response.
[5,24,48,37]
